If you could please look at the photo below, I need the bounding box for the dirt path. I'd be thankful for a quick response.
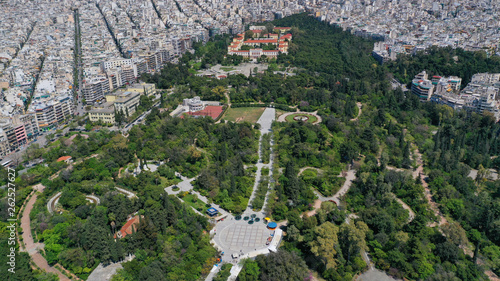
[304,199,323,217]
[21,184,70,281]
[215,90,231,124]
[413,147,500,280]
[485,270,500,281]
[394,196,415,223]
[297,169,356,218]
[297,166,322,176]
[412,148,448,227]
[66,133,89,145]
[350,102,363,122]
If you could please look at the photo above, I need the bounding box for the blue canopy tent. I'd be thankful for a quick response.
[267,222,277,230]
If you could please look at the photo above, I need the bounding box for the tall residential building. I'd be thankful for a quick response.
[82,77,110,104]
[464,87,500,120]
[0,129,10,157]
[31,95,73,132]
[411,71,434,100]
[13,113,38,140]
[102,58,133,72]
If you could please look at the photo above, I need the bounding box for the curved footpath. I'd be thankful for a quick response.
[293,166,398,281]
[297,166,322,176]
[394,196,416,223]
[277,110,322,125]
[412,148,448,227]
[413,146,499,280]
[21,184,70,281]
[350,102,363,122]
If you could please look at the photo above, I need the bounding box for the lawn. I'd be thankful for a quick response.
[180,193,210,214]
[221,66,236,72]
[188,69,200,75]
[285,113,318,123]
[224,107,265,123]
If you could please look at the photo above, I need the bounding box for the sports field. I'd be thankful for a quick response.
[224,107,265,123]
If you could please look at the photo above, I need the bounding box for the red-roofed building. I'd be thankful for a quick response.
[114,215,142,239]
[56,156,72,163]
[243,39,278,46]
[228,28,293,59]
[251,30,262,37]
[262,50,279,59]
[228,50,250,58]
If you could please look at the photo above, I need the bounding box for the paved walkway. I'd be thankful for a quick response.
[87,255,135,281]
[299,168,396,281]
[21,184,70,281]
[314,169,356,206]
[246,108,275,213]
[47,192,100,214]
[47,191,62,215]
[164,172,230,218]
[260,134,275,212]
[206,108,276,281]
[356,268,400,281]
[115,186,138,199]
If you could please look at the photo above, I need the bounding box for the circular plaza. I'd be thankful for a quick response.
[213,216,275,256]
[278,111,322,124]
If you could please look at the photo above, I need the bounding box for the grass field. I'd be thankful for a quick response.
[221,66,236,72]
[285,113,318,123]
[224,107,265,123]
[181,193,209,214]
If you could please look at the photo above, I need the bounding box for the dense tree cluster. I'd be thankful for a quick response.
[192,121,258,213]
[238,250,310,281]
[5,12,500,281]
[387,46,500,86]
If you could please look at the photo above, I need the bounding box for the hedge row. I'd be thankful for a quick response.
[230,103,295,112]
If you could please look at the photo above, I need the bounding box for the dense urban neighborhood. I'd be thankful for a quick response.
[2,1,500,281]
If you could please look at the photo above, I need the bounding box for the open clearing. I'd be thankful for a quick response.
[224,107,265,123]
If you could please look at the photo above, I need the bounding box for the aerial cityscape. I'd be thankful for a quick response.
[1,0,500,281]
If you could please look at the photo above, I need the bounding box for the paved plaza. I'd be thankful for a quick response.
[214,219,272,254]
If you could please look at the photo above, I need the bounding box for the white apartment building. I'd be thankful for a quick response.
[102,58,133,72]
[31,95,73,131]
